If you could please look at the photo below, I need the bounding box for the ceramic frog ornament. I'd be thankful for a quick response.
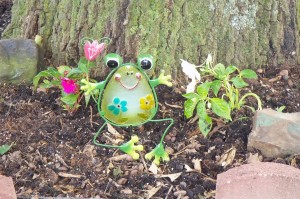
[81,53,173,165]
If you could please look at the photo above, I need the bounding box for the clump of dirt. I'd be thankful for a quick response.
[0,65,299,198]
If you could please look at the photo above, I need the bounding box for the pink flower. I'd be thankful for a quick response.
[61,78,78,94]
[84,40,105,61]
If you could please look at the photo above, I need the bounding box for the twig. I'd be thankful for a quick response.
[89,105,93,128]
[165,185,173,199]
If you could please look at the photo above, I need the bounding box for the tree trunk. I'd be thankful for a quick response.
[2,0,299,79]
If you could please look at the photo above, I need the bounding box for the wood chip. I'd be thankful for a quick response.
[58,172,82,178]
[192,159,202,172]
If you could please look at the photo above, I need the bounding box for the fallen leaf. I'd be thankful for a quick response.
[247,153,262,164]
[218,147,236,168]
[148,162,158,175]
[146,185,162,199]
[58,172,82,178]
[184,164,194,172]
[157,172,182,182]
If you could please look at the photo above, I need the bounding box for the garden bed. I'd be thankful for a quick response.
[1,65,300,198]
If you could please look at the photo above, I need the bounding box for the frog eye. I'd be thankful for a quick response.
[138,54,154,70]
[105,53,123,69]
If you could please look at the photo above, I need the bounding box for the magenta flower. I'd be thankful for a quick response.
[84,40,105,61]
[61,78,78,94]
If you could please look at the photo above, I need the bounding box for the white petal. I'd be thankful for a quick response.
[186,80,197,93]
[180,59,201,81]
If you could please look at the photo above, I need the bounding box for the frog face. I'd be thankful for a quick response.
[99,53,158,126]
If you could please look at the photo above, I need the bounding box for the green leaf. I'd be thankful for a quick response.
[196,101,207,118]
[67,68,84,79]
[79,57,88,65]
[87,61,96,69]
[199,115,212,137]
[182,93,200,99]
[33,67,61,89]
[84,94,91,106]
[184,98,200,119]
[0,143,13,155]
[213,63,226,80]
[199,82,212,92]
[240,69,257,79]
[225,65,238,75]
[211,80,222,96]
[196,85,208,99]
[61,94,79,105]
[231,76,249,88]
[57,65,71,75]
[78,62,89,74]
[210,98,231,120]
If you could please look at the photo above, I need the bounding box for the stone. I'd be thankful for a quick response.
[0,175,17,199]
[0,39,39,83]
[216,162,300,199]
[247,109,300,158]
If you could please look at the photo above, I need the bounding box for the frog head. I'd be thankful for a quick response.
[104,53,154,90]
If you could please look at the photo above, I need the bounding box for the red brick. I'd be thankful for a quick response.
[216,162,300,199]
[0,175,17,199]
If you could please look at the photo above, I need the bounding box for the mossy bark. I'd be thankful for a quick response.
[2,0,299,79]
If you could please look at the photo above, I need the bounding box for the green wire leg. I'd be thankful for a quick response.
[150,118,174,144]
[93,121,143,160]
[145,118,174,165]
[93,121,119,148]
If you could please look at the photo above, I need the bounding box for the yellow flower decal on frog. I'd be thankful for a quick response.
[140,94,155,110]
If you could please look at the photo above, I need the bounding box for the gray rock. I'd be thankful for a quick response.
[0,39,38,83]
[248,109,300,158]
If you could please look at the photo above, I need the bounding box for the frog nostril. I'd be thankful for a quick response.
[115,74,121,81]
[136,72,141,79]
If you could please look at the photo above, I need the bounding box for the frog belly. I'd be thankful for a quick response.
[100,82,156,126]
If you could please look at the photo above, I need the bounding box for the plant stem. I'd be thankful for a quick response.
[239,93,262,110]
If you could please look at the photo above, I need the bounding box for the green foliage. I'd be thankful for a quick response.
[183,58,262,137]
[33,58,97,113]
[0,143,14,155]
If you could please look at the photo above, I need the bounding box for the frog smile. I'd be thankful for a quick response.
[115,72,142,90]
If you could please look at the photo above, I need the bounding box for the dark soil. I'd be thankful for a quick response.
[0,66,299,199]
[1,2,300,199]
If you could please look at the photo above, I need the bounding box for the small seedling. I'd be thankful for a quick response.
[182,55,262,136]
[0,143,14,155]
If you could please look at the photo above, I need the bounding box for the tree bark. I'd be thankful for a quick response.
[2,0,299,79]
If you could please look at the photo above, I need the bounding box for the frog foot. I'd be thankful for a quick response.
[80,79,97,96]
[119,135,144,160]
[158,70,172,87]
[145,143,170,165]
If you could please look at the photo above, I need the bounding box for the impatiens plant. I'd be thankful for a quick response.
[182,54,262,136]
[33,37,110,113]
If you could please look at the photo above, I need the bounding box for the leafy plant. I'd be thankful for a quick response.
[33,38,110,113]
[276,106,286,112]
[182,55,262,136]
[0,143,14,155]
